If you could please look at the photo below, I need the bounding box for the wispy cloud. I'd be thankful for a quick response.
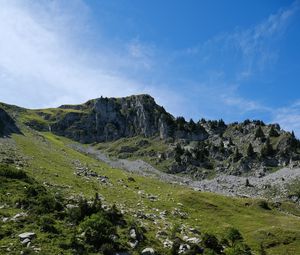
[0,0,299,137]
[272,101,300,136]
[172,1,299,120]
[0,0,153,108]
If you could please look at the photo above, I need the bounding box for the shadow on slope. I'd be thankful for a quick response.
[0,108,22,137]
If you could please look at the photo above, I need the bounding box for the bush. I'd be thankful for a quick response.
[202,233,222,253]
[39,216,58,233]
[21,184,63,214]
[101,243,116,255]
[258,200,270,210]
[224,242,252,255]
[203,248,217,255]
[79,212,116,250]
[68,194,102,224]
[0,165,28,180]
[225,228,243,246]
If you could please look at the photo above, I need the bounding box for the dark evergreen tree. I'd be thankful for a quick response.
[246,143,255,158]
[260,138,274,157]
[269,126,279,137]
[255,126,265,139]
[233,148,242,162]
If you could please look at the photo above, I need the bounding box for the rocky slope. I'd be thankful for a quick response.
[1,94,300,179]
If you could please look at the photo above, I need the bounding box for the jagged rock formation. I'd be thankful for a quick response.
[51,94,175,142]
[34,94,206,143]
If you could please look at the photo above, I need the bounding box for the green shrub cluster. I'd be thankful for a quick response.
[0,164,28,180]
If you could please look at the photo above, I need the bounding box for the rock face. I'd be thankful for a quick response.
[51,95,178,143]
[0,108,20,137]
[47,94,208,143]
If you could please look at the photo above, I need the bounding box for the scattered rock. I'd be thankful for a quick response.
[141,247,155,255]
[18,232,36,241]
[178,244,190,254]
[129,229,137,240]
[163,239,173,249]
[128,240,138,249]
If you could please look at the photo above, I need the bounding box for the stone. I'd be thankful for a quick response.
[141,247,155,255]
[186,237,200,244]
[129,229,137,239]
[21,238,30,245]
[12,212,28,221]
[128,240,138,249]
[163,239,173,249]
[178,244,190,254]
[18,232,36,241]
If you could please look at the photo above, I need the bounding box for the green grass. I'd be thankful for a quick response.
[1,126,297,254]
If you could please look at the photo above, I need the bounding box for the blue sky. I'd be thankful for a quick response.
[0,0,300,135]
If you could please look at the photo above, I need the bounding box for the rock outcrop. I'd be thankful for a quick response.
[49,94,207,143]
[0,108,20,137]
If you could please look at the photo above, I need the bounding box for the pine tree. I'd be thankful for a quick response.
[269,126,279,137]
[246,143,255,158]
[233,148,241,162]
[255,126,265,139]
[261,138,273,157]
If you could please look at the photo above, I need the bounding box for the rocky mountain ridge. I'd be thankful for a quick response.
[1,94,300,179]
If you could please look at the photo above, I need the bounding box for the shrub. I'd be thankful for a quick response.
[203,248,217,255]
[21,248,35,255]
[68,194,102,224]
[101,243,116,255]
[258,200,270,210]
[79,212,115,250]
[35,194,63,214]
[224,242,252,255]
[202,233,222,253]
[22,184,63,214]
[0,165,28,180]
[225,228,243,246]
[106,204,123,225]
[39,216,58,233]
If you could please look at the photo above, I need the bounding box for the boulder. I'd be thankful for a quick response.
[129,228,137,239]
[141,247,155,255]
[21,238,31,245]
[178,244,190,254]
[18,232,36,241]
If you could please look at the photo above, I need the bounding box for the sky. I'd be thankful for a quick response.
[0,0,300,135]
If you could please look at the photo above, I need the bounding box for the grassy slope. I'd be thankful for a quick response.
[0,125,298,254]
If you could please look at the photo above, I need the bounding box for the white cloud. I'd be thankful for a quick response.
[0,0,152,109]
[272,102,300,136]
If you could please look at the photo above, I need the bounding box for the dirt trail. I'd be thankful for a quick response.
[71,144,300,200]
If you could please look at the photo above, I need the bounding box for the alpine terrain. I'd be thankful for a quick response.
[1,94,300,255]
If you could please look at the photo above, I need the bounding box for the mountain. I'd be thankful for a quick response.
[14,94,300,179]
[0,95,300,255]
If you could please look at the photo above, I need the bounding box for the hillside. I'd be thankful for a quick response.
[0,96,300,254]
[8,94,300,179]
